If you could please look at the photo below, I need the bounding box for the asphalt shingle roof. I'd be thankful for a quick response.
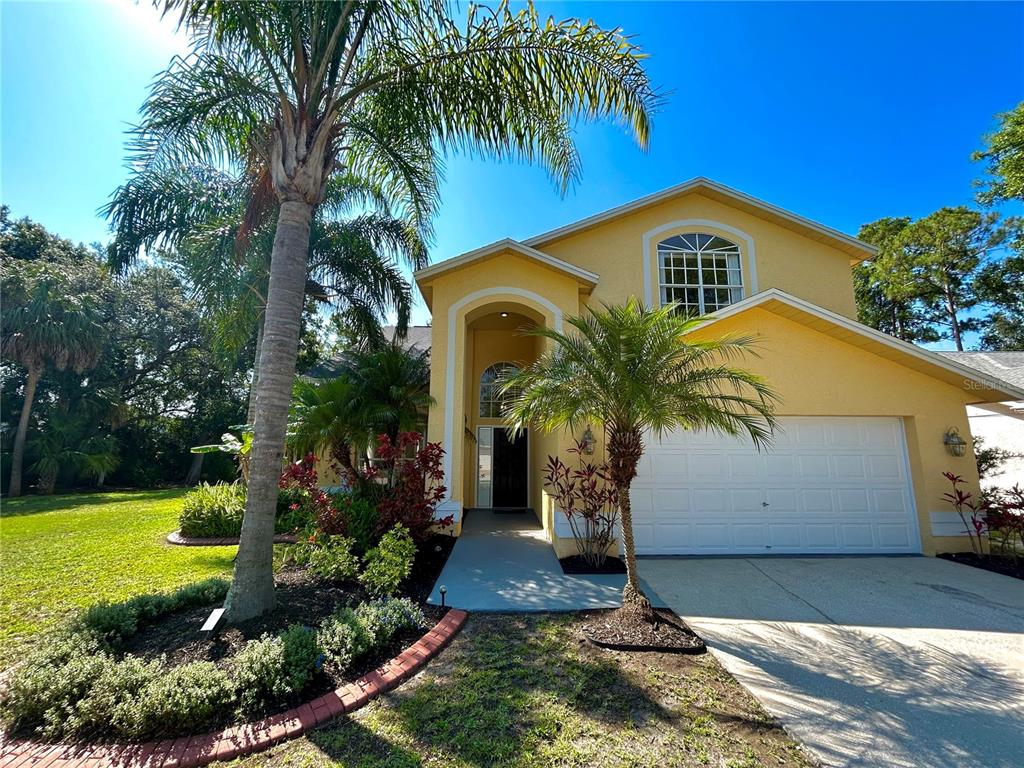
[936,351,1024,391]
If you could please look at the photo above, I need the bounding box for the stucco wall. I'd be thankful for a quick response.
[537,192,859,319]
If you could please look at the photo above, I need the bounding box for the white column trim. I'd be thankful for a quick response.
[442,286,564,502]
[641,219,759,307]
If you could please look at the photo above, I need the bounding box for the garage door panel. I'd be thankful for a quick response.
[633,417,919,555]
[841,524,874,548]
[833,454,867,479]
[877,523,911,548]
[798,454,831,478]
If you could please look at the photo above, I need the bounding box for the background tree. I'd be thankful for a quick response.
[1,254,107,496]
[974,101,1024,205]
[854,217,938,343]
[131,0,657,621]
[876,207,1007,351]
[503,301,777,624]
[975,229,1024,350]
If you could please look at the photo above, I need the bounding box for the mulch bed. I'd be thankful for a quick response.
[583,607,706,654]
[559,554,627,574]
[937,552,1024,581]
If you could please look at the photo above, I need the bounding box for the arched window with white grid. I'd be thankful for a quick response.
[657,233,744,315]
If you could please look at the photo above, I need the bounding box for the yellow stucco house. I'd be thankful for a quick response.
[410,178,1023,558]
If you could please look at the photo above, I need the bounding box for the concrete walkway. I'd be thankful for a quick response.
[427,509,662,611]
[640,556,1024,768]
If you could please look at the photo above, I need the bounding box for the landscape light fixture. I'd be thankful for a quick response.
[439,585,447,607]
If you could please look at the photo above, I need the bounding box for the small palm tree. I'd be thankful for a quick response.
[503,300,778,622]
[341,342,433,445]
[2,260,105,496]
[288,376,363,486]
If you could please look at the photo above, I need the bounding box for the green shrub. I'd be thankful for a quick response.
[317,608,371,671]
[355,597,427,646]
[334,493,380,554]
[180,482,312,537]
[79,578,229,646]
[360,525,416,597]
[130,662,234,738]
[233,625,320,715]
[287,534,360,581]
[179,481,247,537]
[74,655,162,738]
[0,632,107,738]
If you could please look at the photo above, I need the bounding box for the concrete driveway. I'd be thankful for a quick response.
[639,556,1024,768]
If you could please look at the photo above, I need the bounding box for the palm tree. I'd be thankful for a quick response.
[2,260,106,496]
[288,343,433,485]
[503,300,778,622]
[133,0,656,621]
[288,376,363,486]
[342,342,432,445]
[104,163,429,425]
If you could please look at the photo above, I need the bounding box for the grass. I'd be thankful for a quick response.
[0,489,235,666]
[232,613,813,768]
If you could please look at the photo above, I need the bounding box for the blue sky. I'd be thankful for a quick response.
[3,1,1022,329]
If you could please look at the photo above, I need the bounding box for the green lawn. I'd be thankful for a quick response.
[232,614,813,768]
[0,489,235,666]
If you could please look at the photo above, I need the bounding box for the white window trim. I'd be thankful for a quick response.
[657,235,744,314]
[641,219,758,307]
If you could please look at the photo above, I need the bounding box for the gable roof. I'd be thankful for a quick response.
[413,238,600,287]
[524,177,877,264]
[696,289,1024,404]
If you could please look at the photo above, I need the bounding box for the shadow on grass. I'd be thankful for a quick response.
[1,488,186,517]
[306,613,678,767]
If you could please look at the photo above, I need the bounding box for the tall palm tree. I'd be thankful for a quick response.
[2,260,106,496]
[134,0,656,621]
[503,300,778,622]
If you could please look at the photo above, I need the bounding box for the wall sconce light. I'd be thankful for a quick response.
[581,425,596,455]
[943,427,968,457]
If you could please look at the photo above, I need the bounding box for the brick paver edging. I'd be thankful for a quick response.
[166,531,298,546]
[0,609,469,768]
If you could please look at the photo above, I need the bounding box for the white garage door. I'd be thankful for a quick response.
[631,416,920,555]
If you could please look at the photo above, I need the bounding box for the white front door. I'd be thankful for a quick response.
[630,416,920,555]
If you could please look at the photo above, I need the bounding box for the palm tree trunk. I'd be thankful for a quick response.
[8,366,41,497]
[225,200,313,623]
[608,426,653,622]
[246,313,265,426]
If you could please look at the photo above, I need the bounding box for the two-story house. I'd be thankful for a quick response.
[411,178,1023,558]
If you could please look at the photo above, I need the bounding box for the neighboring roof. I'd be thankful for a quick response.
[935,351,1024,391]
[696,289,1024,404]
[523,177,877,263]
[413,238,600,288]
[304,325,432,378]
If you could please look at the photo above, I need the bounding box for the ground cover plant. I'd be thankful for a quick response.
[230,613,814,768]
[0,576,429,742]
[0,489,235,667]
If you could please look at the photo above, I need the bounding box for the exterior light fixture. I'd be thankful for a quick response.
[581,425,596,455]
[439,585,447,607]
[943,427,968,457]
